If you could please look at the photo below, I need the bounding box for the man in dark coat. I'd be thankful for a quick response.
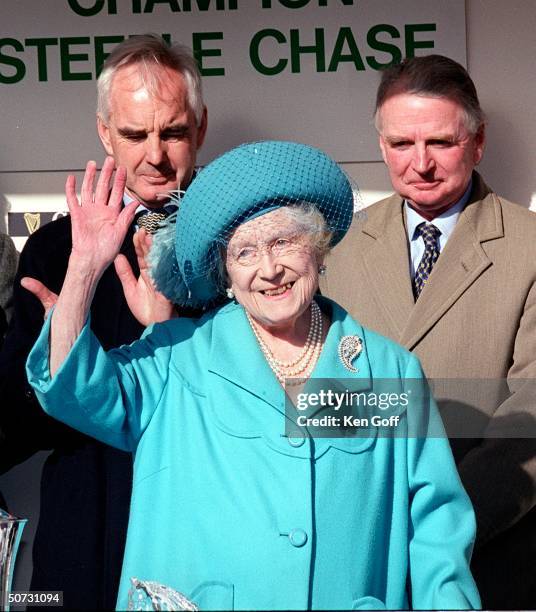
[0,34,207,609]
[0,232,17,345]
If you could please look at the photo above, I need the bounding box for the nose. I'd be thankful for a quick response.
[258,251,283,279]
[145,136,167,166]
[412,143,434,174]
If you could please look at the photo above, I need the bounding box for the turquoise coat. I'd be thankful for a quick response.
[27,297,480,610]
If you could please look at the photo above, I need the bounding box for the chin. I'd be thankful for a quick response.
[139,191,174,207]
[259,307,307,331]
[409,193,445,210]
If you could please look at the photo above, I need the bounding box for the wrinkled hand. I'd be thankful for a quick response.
[114,228,176,326]
[66,156,137,272]
[21,277,58,319]
[21,230,175,327]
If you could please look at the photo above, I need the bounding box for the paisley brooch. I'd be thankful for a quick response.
[338,335,363,372]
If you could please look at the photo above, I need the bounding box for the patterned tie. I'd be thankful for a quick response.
[135,210,169,235]
[413,222,441,299]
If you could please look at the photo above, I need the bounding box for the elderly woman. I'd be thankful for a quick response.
[27,141,480,611]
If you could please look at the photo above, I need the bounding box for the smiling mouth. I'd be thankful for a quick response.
[261,282,294,296]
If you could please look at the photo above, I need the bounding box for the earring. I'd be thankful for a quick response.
[318,264,327,276]
[226,287,235,299]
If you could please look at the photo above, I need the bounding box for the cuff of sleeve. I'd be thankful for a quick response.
[26,307,91,395]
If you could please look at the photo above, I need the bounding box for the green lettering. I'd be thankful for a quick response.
[25,38,58,81]
[0,38,25,84]
[290,28,325,73]
[95,35,124,76]
[60,37,92,81]
[328,27,364,72]
[405,23,435,57]
[264,0,353,5]
[280,0,310,7]
[144,0,181,12]
[250,29,287,76]
[67,0,108,16]
[182,0,233,9]
[192,32,224,76]
[366,24,401,70]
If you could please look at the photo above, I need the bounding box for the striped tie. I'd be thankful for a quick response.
[135,210,169,235]
[413,222,441,299]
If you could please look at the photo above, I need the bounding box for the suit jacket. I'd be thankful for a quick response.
[0,215,144,609]
[321,172,536,609]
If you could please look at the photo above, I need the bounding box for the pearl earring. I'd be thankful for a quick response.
[226,287,235,299]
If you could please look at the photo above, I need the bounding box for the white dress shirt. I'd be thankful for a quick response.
[405,180,473,280]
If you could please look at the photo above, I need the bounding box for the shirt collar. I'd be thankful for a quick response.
[405,178,473,241]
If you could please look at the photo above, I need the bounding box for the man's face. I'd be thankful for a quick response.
[97,64,207,208]
[378,93,485,220]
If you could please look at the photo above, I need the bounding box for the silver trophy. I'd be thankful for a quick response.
[0,509,27,612]
[128,578,199,611]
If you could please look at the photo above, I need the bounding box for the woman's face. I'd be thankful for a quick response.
[225,209,322,332]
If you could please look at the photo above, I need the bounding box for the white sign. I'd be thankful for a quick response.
[0,0,466,171]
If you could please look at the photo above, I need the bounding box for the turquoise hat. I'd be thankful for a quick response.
[149,141,355,307]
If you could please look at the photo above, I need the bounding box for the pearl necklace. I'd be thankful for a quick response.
[247,301,323,385]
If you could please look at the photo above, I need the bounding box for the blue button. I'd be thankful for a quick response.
[287,435,305,448]
[288,528,308,547]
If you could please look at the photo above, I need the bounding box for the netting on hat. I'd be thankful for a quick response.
[149,141,363,308]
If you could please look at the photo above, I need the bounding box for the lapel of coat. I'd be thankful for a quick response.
[399,173,504,350]
[359,195,415,339]
[207,302,287,413]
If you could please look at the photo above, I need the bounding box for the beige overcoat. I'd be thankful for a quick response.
[321,172,536,608]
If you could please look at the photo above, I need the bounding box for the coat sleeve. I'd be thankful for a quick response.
[0,227,70,472]
[26,313,173,453]
[456,278,536,550]
[405,355,481,610]
[0,220,143,472]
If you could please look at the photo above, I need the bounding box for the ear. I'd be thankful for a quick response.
[378,134,388,164]
[97,115,114,157]
[473,124,486,165]
[195,106,208,149]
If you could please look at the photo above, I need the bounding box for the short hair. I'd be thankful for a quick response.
[97,34,205,126]
[374,54,485,134]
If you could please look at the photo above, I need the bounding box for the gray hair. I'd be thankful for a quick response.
[281,202,333,257]
[374,54,485,135]
[97,34,205,126]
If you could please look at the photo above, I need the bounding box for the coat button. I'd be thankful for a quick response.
[288,528,308,547]
[287,435,305,448]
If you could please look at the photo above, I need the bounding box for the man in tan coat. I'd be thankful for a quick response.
[322,55,536,608]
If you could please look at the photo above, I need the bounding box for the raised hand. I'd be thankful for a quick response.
[48,158,137,376]
[114,228,176,326]
[66,157,137,273]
